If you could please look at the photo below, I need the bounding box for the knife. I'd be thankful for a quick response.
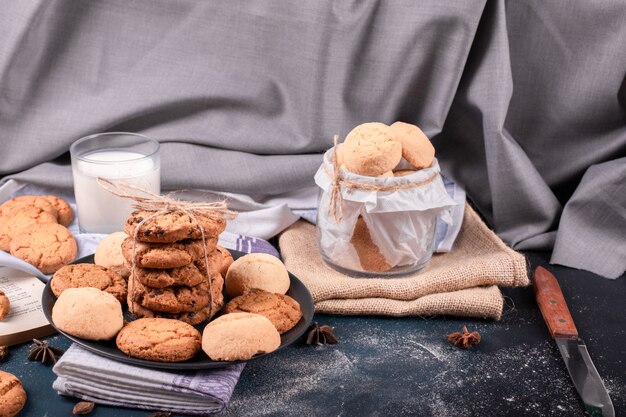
[533,266,615,417]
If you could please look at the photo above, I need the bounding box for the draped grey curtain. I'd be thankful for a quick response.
[1,1,624,278]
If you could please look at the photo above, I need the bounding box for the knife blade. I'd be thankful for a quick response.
[533,266,615,417]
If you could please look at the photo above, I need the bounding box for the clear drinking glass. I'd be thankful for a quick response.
[70,132,160,233]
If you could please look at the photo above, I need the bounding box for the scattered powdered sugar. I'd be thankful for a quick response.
[221,316,622,417]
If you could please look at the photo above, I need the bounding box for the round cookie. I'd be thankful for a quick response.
[121,237,215,269]
[125,211,226,243]
[52,287,123,341]
[223,289,302,334]
[131,278,210,314]
[116,318,201,362]
[51,263,127,303]
[95,232,130,278]
[342,122,402,176]
[0,205,58,252]
[43,195,74,226]
[225,253,290,297]
[202,312,281,361]
[0,370,27,417]
[9,223,77,274]
[389,122,435,170]
[215,245,234,276]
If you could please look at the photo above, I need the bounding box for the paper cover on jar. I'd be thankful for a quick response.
[315,148,457,274]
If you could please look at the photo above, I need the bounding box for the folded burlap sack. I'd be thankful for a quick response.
[279,203,529,320]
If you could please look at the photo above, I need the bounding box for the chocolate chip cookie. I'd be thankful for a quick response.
[51,263,128,303]
[121,237,216,269]
[215,245,234,275]
[222,289,302,334]
[125,211,226,243]
[133,263,209,288]
[129,300,212,325]
[130,278,210,314]
[116,318,201,362]
[10,222,77,274]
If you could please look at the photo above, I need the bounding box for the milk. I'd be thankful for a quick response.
[72,150,160,233]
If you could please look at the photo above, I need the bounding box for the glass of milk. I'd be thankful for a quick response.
[70,132,161,233]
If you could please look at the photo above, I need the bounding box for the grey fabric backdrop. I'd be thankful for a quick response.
[0,1,624,278]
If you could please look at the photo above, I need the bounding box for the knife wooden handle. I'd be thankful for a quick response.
[532,266,578,339]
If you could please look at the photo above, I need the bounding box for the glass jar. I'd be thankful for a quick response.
[314,148,455,277]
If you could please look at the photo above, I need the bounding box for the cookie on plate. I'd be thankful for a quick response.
[130,278,210,314]
[201,312,281,361]
[52,287,124,341]
[225,253,290,297]
[0,370,27,417]
[125,211,226,243]
[9,223,77,274]
[51,263,127,303]
[223,289,302,334]
[215,245,234,276]
[116,318,201,362]
[94,231,130,278]
[128,273,224,324]
[129,300,211,325]
[121,237,216,269]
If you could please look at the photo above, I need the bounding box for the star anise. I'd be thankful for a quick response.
[447,326,481,349]
[306,323,339,345]
[28,338,64,365]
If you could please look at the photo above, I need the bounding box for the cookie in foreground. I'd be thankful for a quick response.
[52,287,123,341]
[223,289,302,334]
[202,312,280,361]
[116,318,201,362]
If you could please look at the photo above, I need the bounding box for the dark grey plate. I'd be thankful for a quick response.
[41,250,314,369]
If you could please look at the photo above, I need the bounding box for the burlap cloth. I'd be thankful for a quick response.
[279,203,529,320]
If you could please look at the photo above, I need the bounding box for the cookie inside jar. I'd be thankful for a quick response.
[315,122,456,277]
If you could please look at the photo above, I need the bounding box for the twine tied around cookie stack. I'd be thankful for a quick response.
[97,177,236,319]
[326,134,440,223]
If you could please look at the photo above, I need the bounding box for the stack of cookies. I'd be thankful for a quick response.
[122,210,228,325]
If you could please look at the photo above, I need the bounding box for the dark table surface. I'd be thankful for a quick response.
[2,252,624,417]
